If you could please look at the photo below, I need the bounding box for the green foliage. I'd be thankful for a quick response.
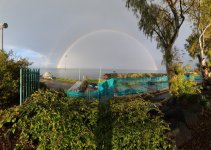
[170,64,200,97]
[200,95,211,111]
[125,0,194,90]
[185,32,200,60]
[126,0,189,50]
[0,89,174,149]
[0,50,30,104]
[0,89,98,149]
[186,0,211,79]
[108,73,166,79]
[123,73,155,78]
[110,97,174,150]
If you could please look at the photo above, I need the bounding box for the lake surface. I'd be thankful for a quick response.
[40,68,166,80]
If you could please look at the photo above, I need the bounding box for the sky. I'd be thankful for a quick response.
[0,0,193,70]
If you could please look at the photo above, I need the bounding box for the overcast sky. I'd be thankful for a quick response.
[0,0,193,70]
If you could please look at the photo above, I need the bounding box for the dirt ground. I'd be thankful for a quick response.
[179,110,211,150]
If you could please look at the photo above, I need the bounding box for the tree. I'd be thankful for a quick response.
[185,0,211,86]
[0,50,30,105]
[126,0,195,90]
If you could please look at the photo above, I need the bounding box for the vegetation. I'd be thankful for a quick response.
[0,1,210,148]
[0,50,30,105]
[185,0,211,86]
[108,73,167,78]
[53,77,77,83]
[125,0,195,91]
[0,89,174,149]
[53,77,103,84]
[170,64,200,98]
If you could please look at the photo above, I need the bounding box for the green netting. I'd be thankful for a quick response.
[65,89,99,99]
[98,78,115,100]
[66,75,202,100]
[65,90,86,97]
[114,76,169,96]
[193,75,203,82]
[65,79,115,100]
[184,74,203,81]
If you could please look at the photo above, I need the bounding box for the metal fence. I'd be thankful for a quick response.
[20,68,40,105]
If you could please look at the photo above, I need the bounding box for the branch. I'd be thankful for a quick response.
[199,23,211,50]
[183,0,196,14]
[153,28,167,47]
[168,0,185,44]
[179,0,185,28]
[166,0,180,28]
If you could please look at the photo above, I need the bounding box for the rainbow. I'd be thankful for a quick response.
[57,29,158,70]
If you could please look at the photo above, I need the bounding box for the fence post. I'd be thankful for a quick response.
[25,69,28,99]
[28,69,31,96]
[38,69,40,88]
[98,90,101,101]
[20,68,23,106]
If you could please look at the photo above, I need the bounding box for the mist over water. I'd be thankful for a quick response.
[40,68,166,80]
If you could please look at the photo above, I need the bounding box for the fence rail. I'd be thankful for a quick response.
[20,68,40,105]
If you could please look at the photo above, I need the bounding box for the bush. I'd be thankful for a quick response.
[170,64,200,98]
[0,50,30,105]
[0,89,174,149]
[107,97,173,150]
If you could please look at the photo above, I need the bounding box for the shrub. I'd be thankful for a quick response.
[0,50,30,105]
[0,89,174,149]
[110,97,173,149]
[170,64,200,98]
[0,89,99,149]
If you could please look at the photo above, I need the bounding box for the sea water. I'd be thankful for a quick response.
[40,68,166,80]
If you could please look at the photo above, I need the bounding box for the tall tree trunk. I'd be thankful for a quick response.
[199,24,211,87]
[164,45,174,90]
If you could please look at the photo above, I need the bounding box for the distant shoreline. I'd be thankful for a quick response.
[40,68,166,80]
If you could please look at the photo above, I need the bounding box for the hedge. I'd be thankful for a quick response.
[0,89,174,149]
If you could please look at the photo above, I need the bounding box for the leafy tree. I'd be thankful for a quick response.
[126,0,195,89]
[185,0,211,86]
[0,50,30,105]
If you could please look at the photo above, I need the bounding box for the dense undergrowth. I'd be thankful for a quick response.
[0,50,30,106]
[0,89,174,149]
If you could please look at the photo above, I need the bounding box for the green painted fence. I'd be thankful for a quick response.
[20,68,40,105]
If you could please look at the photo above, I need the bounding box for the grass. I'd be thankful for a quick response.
[53,77,77,83]
[53,77,104,84]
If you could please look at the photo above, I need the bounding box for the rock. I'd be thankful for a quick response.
[183,110,199,129]
[42,72,53,79]
[170,122,192,148]
[176,122,192,147]
[163,107,185,123]
[189,101,204,115]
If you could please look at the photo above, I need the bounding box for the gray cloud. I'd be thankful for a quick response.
[0,0,192,69]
